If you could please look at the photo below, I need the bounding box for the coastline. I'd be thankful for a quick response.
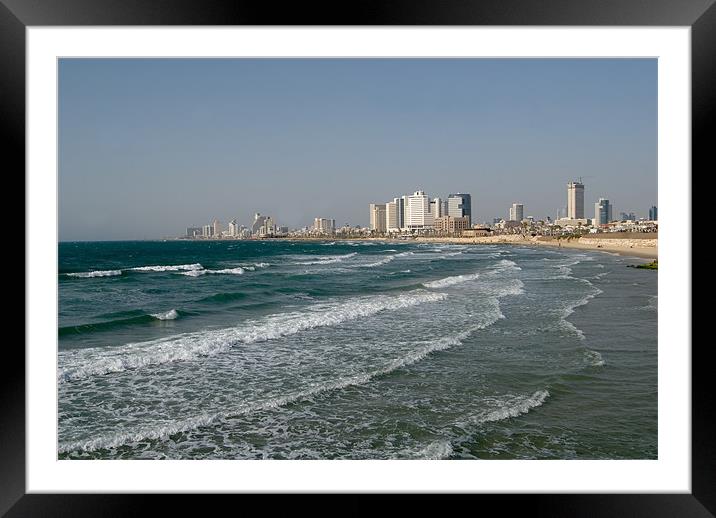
[413,234,658,260]
[174,234,657,260]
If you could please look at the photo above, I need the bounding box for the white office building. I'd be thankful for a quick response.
[430,197,444,218]
[369,203,387,232]
[386,201,400,232]
[509,203,524,222]
[405,191,434,230]
[313,217,336,234]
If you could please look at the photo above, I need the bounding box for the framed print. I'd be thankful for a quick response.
[5,0,712,514]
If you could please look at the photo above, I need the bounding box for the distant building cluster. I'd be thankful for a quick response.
[184,213,287,240]
[180,180,657,240]
[368,191,473,235]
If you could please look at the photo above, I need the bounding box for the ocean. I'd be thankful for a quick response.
[57,240,657,459]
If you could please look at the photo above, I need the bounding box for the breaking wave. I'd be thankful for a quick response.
[130,263,203,272]
[423,272,480,289]
[65,270,122,278]
[294,253,358,265]
[57,289,448,384]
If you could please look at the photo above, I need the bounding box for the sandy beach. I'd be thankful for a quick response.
[413,233,657,260]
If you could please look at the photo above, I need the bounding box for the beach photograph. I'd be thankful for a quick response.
[58,58,658,460]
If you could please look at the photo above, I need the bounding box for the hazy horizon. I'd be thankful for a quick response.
[59,58,657,241]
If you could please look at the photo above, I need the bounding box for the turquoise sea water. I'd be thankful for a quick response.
[58,240,657,459]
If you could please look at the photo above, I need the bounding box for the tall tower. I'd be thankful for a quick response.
[649,206,658,221]
[405,191,434,230]
[594,198,611,225]
[447,193,472,225]
[509,203,524,222]
[369,203,387,232]
[567,181,585,219]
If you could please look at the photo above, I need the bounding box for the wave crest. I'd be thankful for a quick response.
[58,289,448,384]
[65,270,122,278]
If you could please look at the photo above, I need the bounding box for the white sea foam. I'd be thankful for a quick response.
[294,252,358,265]
[492,259,522,272]
[179,270,206,277]
[130,263,203,272]
[353,256,395,268]
[151,309,179,321]
[57,289,448,384]
[478,390,550,423]
[59,316,501,454]
[557,282,603,340]
[410,389,550,459]
[417,440,454,460]
[423,272,480,289]
[65,270,122,278]
[180,267,245,276]
[209,267,245,275]
[584,349,605,367]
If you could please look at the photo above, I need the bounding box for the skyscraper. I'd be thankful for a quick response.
[509,203,524,222]
[649,206,658,221]
[447,193,472,225]
[594,198,612,225]
[252,213,268,235]
[430,197,444,218]
[405,191,434,230]
[567,181,585,219]
[228,219,238,237]
[401,195,410,230]
[369,203,387,232]
[394,197,405,230]
[386,201,400,232]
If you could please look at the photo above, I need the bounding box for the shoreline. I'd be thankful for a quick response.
[171,234,657,260]
[412,234,658,260]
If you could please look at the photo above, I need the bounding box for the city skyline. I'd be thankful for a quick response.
[59,58,657,240]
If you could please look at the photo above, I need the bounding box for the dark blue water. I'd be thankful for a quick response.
[58,240,657,459]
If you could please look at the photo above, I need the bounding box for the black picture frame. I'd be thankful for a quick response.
[4,0,710,515]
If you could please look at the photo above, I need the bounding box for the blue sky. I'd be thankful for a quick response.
[59,58,656,240]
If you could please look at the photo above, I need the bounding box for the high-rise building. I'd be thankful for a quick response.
[212,219,222,238]
[252,213,268,235]
[202,224,213,237]
[509,203,524,222]
[393,197,405,228]
[649,206,658,221]
[228,219,238,237]
[447,193,472,225]
[386,201,400,232]
[314,217,335,234]
[369,203,387,232]
[405,191,434,230]
[401,195,410,230]
[567,181,585,219]
[430,197,444,218]
[594,198,612,225]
